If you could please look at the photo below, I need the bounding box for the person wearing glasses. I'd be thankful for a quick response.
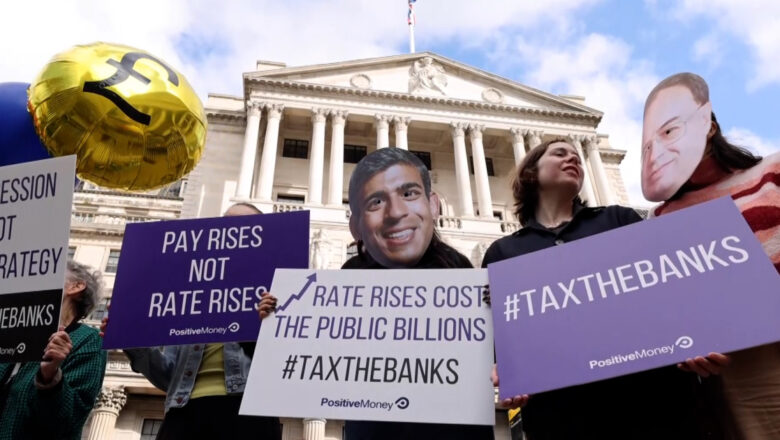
[643,72,780,440]
[641,73,714,203]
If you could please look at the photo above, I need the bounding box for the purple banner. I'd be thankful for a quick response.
[102,210,309,349]
[488,197,780,398]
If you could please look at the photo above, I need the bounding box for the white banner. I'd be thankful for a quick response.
[0,156,75,362]
[241,268,495,425]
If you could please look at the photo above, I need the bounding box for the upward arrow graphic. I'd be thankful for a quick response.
[275,273,317,313]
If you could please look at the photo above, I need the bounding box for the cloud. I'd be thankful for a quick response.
[0,0,600,99]
[692,33,723,69]
[507,33,659,206]
[724,127,780,157]
[672,0,780,90]
[4,0,666,203]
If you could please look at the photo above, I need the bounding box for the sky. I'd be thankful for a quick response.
[1,0,778,206]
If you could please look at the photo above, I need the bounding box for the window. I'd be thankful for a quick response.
[89,296,111,321]
[493,211,504,220]
[282,139,309,159]
[105,249,120,273]
[468,156,495,177]
[75,180,98,191]
[140,419,163,440]
[344,144,367,164]
[410,150,432,170]
[67,246,77,260]
[276,194,305,204]
[158,179,184,198]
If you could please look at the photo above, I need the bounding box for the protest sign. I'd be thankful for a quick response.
[0,156,75,362]
[102,210,309,348]
[488,197,780,398]
[240,268,495,425]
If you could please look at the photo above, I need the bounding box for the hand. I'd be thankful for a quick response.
[492,363,530,409]
[257,292,278,320]
[678,352,731,377]
[99,317,109,337]
[98,304,110,337]
[482,284,491,307]
[39,326,72,384]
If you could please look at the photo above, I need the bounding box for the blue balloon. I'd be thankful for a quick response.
[0,82,50,167]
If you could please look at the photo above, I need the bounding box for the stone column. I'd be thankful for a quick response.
[236,101,263,198]
[509,127,527,166]
[526,129,543,149]
[86,387,127,440]
[302,418,326,440]
[584,136,616,205]
[568,134,597,206]
[257,104,284,202]
[327,110,349,206]
[451,123,475,217]
[375,114,391,149]
[393,116,411,150]
[468,124,494,219]
[307,108,328,205]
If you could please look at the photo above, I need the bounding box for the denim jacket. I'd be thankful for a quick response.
[124,343,251,413]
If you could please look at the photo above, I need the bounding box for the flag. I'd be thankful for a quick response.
[408,0,416,26]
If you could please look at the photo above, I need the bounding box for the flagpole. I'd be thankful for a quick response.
[409,23,416,53]
[408,0,416,54]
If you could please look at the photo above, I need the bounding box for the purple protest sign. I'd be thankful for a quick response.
[102,210,309,349]
[488,197,780,398]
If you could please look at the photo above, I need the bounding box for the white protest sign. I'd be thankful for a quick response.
[240,268,495,425]
[0,156,75,362]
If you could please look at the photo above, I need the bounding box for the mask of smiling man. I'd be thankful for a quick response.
[347,148,440,268]
[641,72,714,202]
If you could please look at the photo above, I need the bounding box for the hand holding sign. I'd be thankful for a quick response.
[0,157,75,362]
[241,268,495,425]
[678,353,731,378]
[102,210,308,349]
[488,197,780,398]
[491,364,529,409]
[39,326,71,384]
[257,292,277,320]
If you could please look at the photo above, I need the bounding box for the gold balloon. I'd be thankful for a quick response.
[28,42,206,191]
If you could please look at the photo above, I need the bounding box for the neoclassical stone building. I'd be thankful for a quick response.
[73,51,635,440]
[186,52,631,270]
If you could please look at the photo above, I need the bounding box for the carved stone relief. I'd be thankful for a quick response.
[349,74,372,89]
[408,56,447,95]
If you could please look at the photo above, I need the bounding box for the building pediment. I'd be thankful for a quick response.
[244,52,601,118]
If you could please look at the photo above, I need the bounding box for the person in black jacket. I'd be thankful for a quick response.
[260,147,494,440]
[482,138,720,440]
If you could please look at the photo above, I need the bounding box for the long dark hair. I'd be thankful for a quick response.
[708,112,762,172]
[511,138,585,225]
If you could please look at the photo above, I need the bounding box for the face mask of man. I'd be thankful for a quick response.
[641,83,713,202]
